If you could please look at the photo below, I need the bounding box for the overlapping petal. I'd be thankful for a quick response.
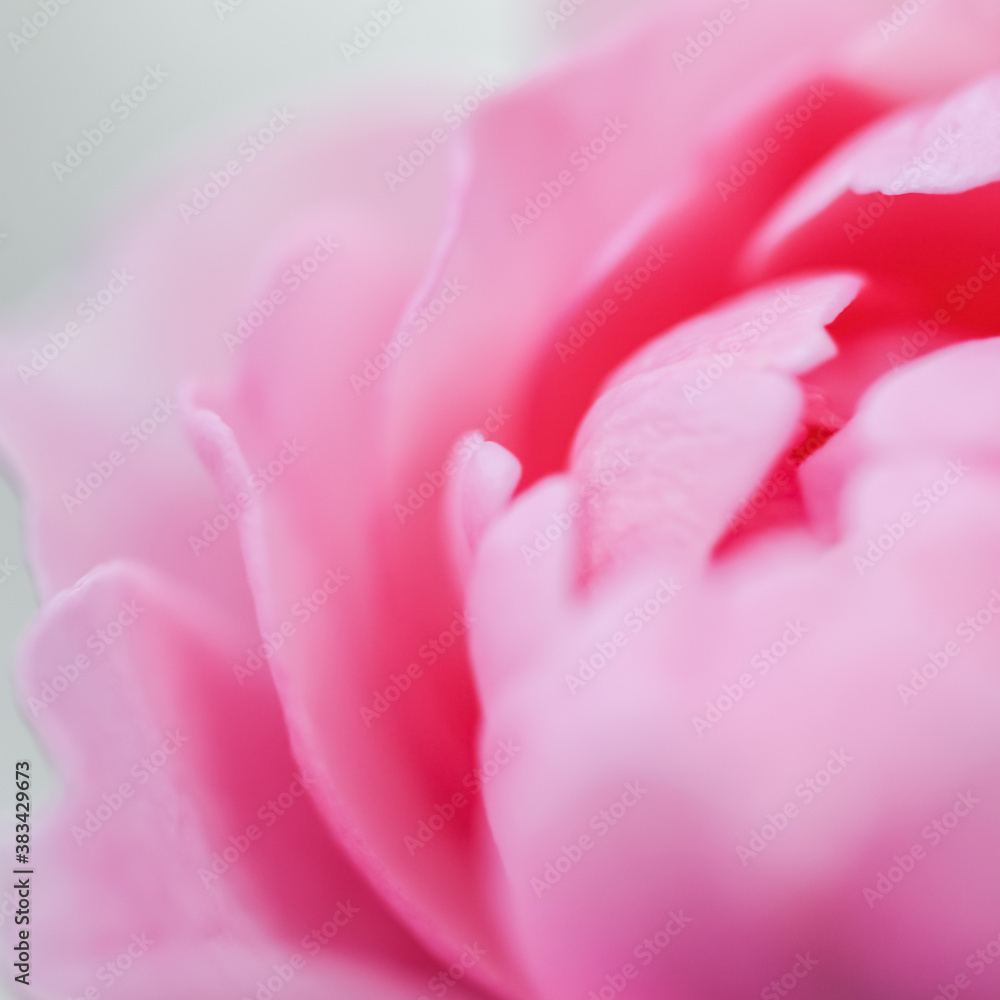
[5,2,1000,997]
[466,336,1000,1000]
[10,561,461,1000]
[746,73,1000,339]
[188,13,899,990]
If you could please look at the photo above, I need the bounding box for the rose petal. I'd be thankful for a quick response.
[12,562,449,999]
[569,274,860,579]
[800,337,1000,536]
[445,440,523,585]
[756,73,1000,253]
[745,73,1000,339]
[386,62,886,490]
[189,193,532,993]
[602,273,860,390]
[187,15,893,989]
[467,347,1000,1000]
[0,106,454,623]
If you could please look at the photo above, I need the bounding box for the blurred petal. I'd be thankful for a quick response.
[189,184,531,992]
[11,562,455,999]
[0,105,457,624]
[467,339,1000,1000]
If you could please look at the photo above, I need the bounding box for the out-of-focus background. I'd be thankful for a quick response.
[0,2,660,992]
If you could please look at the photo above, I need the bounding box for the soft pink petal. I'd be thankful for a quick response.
[569,274,860,579]
[468,475,579,710]
[8,562,462,999]
[190,17,886,994]
[9,4,1000,996]
[800,336,1000,536]
[846,337,1000,460]
[386,62,886,491]
[446,440,523,585]
[573,364,802,581]
[189,196,531,993]
[602,273,859,391]
[0,107,456,624]
[467,340,1000,1000]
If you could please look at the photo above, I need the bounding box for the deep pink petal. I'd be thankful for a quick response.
[745,73,1000,342]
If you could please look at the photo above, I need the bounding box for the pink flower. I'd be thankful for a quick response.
[4,2,1000,997]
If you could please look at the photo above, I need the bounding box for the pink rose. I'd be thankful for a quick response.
[4,2,1000,997]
